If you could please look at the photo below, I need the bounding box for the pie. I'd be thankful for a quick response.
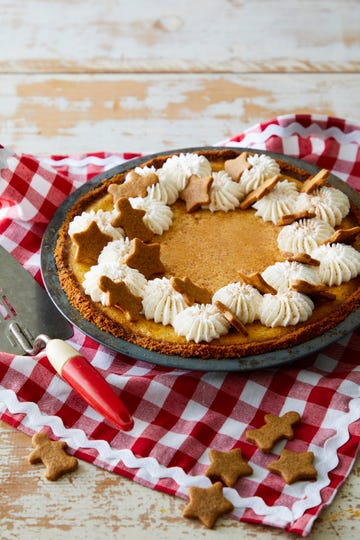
[54,148,360,360]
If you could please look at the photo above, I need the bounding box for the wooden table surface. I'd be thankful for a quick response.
[1,1,360,538]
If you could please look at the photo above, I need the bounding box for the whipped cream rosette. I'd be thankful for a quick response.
[277,218,335,254]
[142,277,187,326]
[212,282,262,323]
[68,209,124,240]
[158,152,212,192]
[311,243,360,286]
[204,170,244,212]
[239,153,280,194]
[259,290,314,327]
[261,260,321,292]
[173,304,230,343]
[296,186,350,227]
[98,238,133,265]
[129,196,173,235]
[83,262,147,304]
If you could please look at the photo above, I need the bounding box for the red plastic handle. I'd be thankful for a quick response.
[61,355,134,431]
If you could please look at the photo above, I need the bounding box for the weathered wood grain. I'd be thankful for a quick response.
[1,0,359,73]
[1,73,360,154]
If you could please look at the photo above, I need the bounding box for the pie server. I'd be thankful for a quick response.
[0,245,134,431]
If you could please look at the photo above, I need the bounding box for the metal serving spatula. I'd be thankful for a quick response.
[0,245,133,431]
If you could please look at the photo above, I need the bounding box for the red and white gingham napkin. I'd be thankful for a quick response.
[1,114,360,536]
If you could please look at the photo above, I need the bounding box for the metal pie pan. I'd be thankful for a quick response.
[41,146,360,371]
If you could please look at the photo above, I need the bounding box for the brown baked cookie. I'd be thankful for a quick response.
[321,226,360,245]
[245,411,301,453]
[285,252,320,266]
[180,174,214,212]
[238,271,277,295]
[291,280,336,301]
[99,275,143,321]
[111,197,153,242]
[276,210,316,226]
[72,221,112,265]
[267,448,317,484]
[224,151,251,182]
[240,174,280,210]
[125,237,165,279]
[205,448,253,487]
[170,276,212,306]
[108,171,158,202]
[301,168,329,193]
[214,300,249,336]
[28,432,78,481]
[183,482,234,529]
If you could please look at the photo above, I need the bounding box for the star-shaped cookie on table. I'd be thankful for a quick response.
[267,449,317,484]
[125,238,165,279]
[72,221,112,265]
[245,411,301,453]
[182,482,234,529]
[180,174,213,212]
[170,276,212,306]
[111,197,153,242]
[99,275,143,321]
[224,151,252,182]
[108,171,158,202]
[205,448,253,487]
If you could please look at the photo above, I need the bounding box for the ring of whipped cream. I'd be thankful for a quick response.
[68,152,360,344]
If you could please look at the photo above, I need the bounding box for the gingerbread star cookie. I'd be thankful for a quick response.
[267,448,317,484]
[240,174,280,210]
[205,448,253,487]
[111,197,153,241]
[180,174,213,212]
[28,432,78,481]
[125,238,165,279]
[214,300,249,336]
[301,168,329,193]
[321,226,360,245]
[245,411,301,453]
[170,276,212,306]
[183,482,234,529]
[108,171,158,202]
[291,280,336,301]
[224,151,252,182]
[276,210,316,226]
[99,276,143,321]
[72,221,112,265]
[238,271,277,295]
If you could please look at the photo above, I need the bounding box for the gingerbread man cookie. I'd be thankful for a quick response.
[245,411,301,453]
[28,432,78,481]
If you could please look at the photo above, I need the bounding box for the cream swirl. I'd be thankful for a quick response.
[142,277,187,326]
[240,154,281,194]
[261,260,321,291]
[277,218,335,254]
[158,152,212,192]
[98,238,133,265]
[259,290,314,327]
[129,197,173,235]
[212,282,262,323]
[296,186,350,227]
[203,170,244,212]
[252,180,299,223]
[68,209,124,240]
[173,303,229,343]
[83,262,147,304]
[311,243,360,286]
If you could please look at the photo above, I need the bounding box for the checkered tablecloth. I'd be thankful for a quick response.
[1,114,360,536]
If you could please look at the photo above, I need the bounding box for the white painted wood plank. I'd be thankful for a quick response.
[0,73,359,154]
[1,0,359,73]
